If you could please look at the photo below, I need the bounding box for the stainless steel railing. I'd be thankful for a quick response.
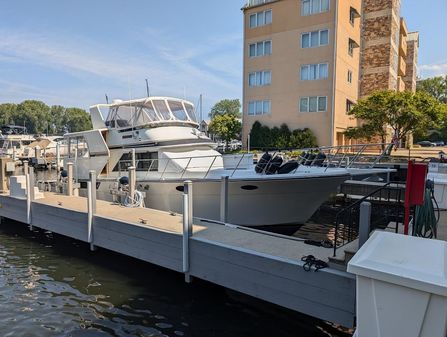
[115,153,253,181]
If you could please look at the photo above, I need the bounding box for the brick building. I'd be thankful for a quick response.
[241,0,419,147]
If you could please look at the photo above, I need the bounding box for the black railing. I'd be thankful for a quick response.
[333,181,406,256]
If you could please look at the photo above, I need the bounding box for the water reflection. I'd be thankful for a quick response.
[1,168,352,337]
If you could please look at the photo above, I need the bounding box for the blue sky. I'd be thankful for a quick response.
[0,0,446,115]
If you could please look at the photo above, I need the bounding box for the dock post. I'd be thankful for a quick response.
[131,148,136,168]
[128,166,136,201]
[34,147,40,160]
[359,202,372,249]
[87,181,96,251]
[56,142,60,173]
[28,166,35,201]
[183,180,193,283]
[26,172,31,228]
[220,176,229,223]
[89,170,97,215]
[23,160,28,175]
[67,162,73,196]
[12,146,16,161]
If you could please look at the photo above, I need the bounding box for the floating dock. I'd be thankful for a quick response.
[0,187,356,327]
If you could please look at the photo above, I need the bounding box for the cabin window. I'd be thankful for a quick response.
[141,101,159,122]
[105,100,199,127]
[68,136,89,158]
[184,103,197,122]
[153,100,172,120]
[168,101,188,121]
[113,152,158,172]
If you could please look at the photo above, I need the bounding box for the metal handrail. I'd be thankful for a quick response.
[114,153,252,181]
[204,157,217,179]
[333,181,406,256]
[231,153,247,177]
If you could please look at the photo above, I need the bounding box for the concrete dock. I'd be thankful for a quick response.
[0,190,356,327]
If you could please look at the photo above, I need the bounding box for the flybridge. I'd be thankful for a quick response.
[89,97,199,130]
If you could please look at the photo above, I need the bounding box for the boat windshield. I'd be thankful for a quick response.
[106,99,198,128]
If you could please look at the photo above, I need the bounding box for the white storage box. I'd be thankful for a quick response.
[348,231,447,337]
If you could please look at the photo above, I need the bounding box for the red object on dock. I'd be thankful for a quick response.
[403,161,428,235]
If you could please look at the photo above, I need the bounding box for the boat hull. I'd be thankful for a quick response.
[96,174,349,226]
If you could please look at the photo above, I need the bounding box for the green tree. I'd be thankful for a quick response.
[16,100,51,134]
[275,124,291,149]
[0,103,17,125]
[344,90,446,145]
[417,76,447,103]
[249,121,263,148]
[289,128,318,148]
[208,114,242,148]
[209,99,241,119]
[63,108,92,133]
[50,105,66,134]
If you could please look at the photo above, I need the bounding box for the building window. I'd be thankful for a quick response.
[301,0,329,16]
[299,96,327,112]
[347,70,353,83]
[349,7,359,25]
[348,38,359,56]
[301,29,329,48]
[248,100,271,115]
[249,40,272,57]
[249,71,272,87]
[300,63,328,80]
[349,8,355,24]
[346,99,355,113]
[249,9,272,28]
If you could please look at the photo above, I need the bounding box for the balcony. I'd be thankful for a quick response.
[245,0,276,8]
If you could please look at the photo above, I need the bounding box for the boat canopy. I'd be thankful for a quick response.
[104,98,198,128]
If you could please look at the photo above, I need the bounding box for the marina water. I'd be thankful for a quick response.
[0,170,351,336]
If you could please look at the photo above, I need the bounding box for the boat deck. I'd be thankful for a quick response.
[0,191,356,327]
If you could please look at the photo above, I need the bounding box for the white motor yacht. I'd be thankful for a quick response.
[62,97,351,226]
[0,125,35,158]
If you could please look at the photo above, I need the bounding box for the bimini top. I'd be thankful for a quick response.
[90,97,199,130]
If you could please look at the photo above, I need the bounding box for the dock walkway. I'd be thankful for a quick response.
[0,192,356,327]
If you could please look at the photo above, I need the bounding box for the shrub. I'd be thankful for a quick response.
[249,121,318,150]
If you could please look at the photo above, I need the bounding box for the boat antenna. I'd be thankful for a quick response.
[105,94,109,104]
[145,78,150,97]
[200,93,203,122]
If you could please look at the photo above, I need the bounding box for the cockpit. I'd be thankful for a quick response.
[104,98,198,129]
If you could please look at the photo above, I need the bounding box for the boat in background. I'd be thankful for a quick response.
[0,125,36,158]
[61,97,351,227]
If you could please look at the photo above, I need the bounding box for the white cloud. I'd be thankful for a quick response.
[0,29,242,110]
[419,63,447,78]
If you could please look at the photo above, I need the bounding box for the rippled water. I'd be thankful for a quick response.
[0,169,352,336]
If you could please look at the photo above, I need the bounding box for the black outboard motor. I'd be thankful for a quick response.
[278,160,299,174]
[255,152,272,173]
[265,156,283,175]
[313,152,327,167]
